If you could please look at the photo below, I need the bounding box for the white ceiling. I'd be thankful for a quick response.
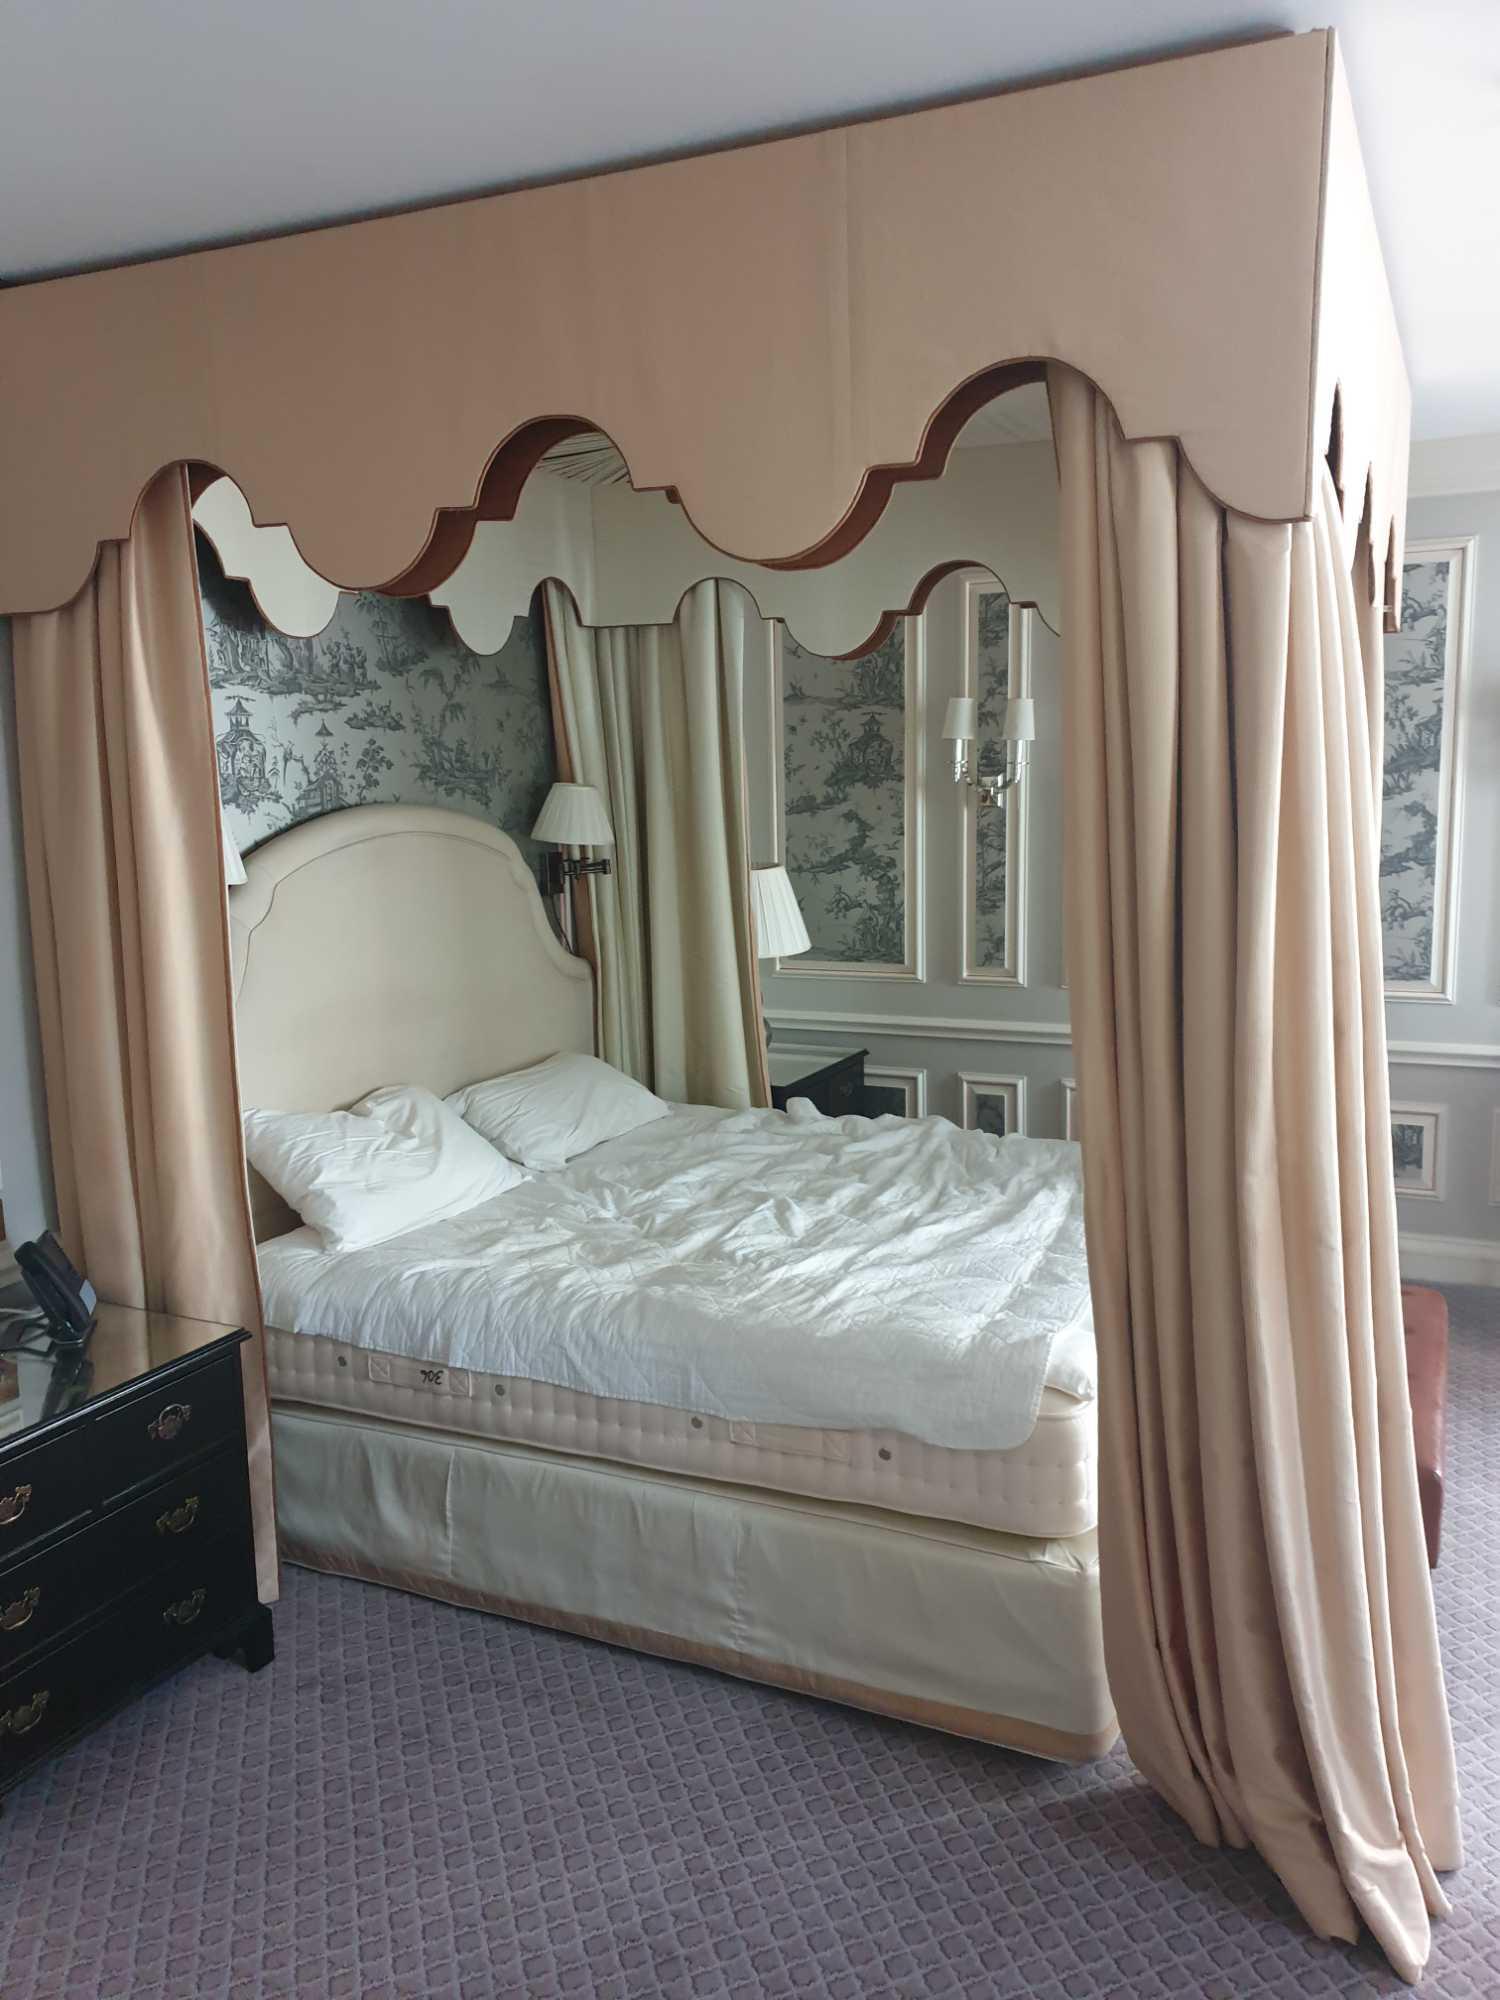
[2,2,1495,438]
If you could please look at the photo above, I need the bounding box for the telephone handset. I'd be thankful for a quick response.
[13,1232,98,1345]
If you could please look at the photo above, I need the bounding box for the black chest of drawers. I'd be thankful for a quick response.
[768,1046,868,1118]
[0,1303,271,1803]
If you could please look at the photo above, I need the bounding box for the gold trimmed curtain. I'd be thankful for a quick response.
[542,579,769,1111]
[11,466,277,1600]
[1049,363,1458,1983]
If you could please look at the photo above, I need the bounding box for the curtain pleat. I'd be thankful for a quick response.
[543,581,769,1110]
[1049,363,1458,1983]
[11,467,277,1601]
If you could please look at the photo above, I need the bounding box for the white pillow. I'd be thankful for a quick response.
[447,1052,670,1170]
[243,1084,527,1252]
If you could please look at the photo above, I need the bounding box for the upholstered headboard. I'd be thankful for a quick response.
[229,804,594,1239]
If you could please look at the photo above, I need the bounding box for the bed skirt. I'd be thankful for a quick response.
[273,1406,1118,1763]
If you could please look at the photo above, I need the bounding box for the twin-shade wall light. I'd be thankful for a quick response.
[942,693,1035,810]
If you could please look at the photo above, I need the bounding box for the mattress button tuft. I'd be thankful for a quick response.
[690,1417,704,1429]
[337,1355,348,1369]
[493,1383,507,1397]
[878,1448,892,1462]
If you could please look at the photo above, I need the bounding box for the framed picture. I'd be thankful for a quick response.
[1382,540,1473,1001]
[864,1065,928,1119]
[775,617,925,979]
[1390,1103,1443,1200]
[960,575,1029,987]
[959,1073,1026,1139]
[1061,1078,1078,1141]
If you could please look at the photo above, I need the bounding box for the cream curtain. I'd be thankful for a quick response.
[543,580,769,1111]
[1049,365,1458,1982]
[11,467,277,1601]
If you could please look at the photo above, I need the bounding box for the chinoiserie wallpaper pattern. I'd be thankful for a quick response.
[781,627,907,965]
[971,586,1011,969]
[1381,556,1451,986]
[199,552,556,864]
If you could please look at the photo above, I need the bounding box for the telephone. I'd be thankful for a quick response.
[13,1232,98,1345]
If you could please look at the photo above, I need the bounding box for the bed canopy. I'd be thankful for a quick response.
[0,31,1402,617]
[0,27,1457,1985]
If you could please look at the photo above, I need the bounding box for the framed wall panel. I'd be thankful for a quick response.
[1382,539,1473,1001]
[1390,1102,1444,1200]
[776,618,925,980]
[959,576,1028,987]
[959,1073,1027,1139]
[1062,1078,1079,1141]
[865,1065,929,1118]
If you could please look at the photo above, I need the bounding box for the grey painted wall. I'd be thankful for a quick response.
[200,547,556,865]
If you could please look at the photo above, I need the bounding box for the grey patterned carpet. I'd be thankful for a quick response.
[0,1288,1495,1999]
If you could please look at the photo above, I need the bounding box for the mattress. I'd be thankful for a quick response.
[260,1100,1099,1536]
[273,1406,1118,1761]
[266,1321,1097,1537]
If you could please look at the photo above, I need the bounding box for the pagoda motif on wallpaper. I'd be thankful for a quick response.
[198,544,555,864]
[782,625,909,967]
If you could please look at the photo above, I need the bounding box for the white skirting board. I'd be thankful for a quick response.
[1399,1232,1500,1288]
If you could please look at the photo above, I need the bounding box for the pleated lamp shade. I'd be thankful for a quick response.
[532,782,614,847]
[751,864,812,959]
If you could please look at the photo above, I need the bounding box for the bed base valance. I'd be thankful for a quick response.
[0,29,1403,620]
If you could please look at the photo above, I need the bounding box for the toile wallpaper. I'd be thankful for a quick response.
[781,627,907,966]
[1381,555,1453,987]
[199,550,556,865]
[971,586,1011,971]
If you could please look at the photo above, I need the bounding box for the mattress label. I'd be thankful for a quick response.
[365,1354,475,1398]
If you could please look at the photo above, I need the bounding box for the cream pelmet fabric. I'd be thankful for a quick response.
[1048,365,1459,1982]
[11,468,277,1601]
[543,580,769,1111]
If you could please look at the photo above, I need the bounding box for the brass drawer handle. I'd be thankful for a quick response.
[147,1402,192,1444]
[163,1588,206,1628]
[155,1495,201,1538]
[0,1484,33,1527]
[1,1689,49,1736]
[0,1586,40,1633]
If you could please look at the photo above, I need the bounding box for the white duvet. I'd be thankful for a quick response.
[258,1101,1096,1453]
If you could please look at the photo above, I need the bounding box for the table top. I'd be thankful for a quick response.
[0,1298,244,1450]
[766,1047,867,1087]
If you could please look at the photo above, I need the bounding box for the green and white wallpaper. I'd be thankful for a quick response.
[781,627,908,966]
[199,547,556,863]
[1381,555,1455,989]
[971,585,1012,972]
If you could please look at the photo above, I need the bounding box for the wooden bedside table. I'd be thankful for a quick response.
[0,1302,270,1804]
[768,1047,869,1118]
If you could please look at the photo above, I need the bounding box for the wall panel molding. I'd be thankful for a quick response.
[1398,1232,1500,1287]
[767,1009,1070,1046]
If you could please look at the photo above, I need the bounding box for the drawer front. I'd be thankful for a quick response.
[102,1449,250,1596]
[92,1353,243,1504]
[0,1435,92,1574]
[0,1521,99,1676]
[821,1062,865,1117]
[0,1536,258,1789]
[127,1537,259,1685]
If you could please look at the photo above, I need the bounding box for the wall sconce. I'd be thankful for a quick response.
[942,694,1034,809]
[531,784,614,946]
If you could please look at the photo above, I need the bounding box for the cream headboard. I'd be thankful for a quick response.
[229,804,594,1237]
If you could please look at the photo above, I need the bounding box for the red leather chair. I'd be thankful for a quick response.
[1401,1285,1448,1569]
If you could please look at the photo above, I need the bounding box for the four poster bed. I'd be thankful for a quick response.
[0,27,1459,1981]
[231,805,1113,1759]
